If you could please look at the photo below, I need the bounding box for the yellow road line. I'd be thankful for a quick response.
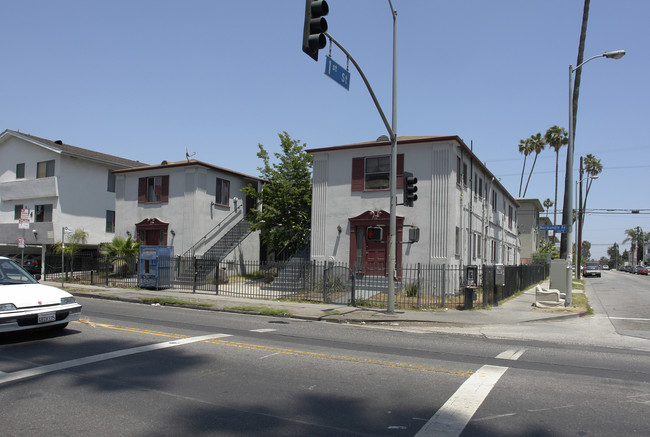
[73,320,473,377]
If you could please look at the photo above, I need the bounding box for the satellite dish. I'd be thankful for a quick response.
[185,147,196,161]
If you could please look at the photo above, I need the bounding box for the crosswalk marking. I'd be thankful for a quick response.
[495,348,526,360]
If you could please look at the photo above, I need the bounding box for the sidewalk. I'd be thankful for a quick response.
[46,280,650,351]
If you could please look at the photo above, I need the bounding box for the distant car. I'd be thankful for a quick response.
[0,256,82,333]
[21,255,41,275]
[583,262,601,278]
[634,266,648,275]
[601,265,610,270]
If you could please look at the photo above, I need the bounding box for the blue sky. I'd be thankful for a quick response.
[2,1,648,260]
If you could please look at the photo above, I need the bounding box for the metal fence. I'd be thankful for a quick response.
[43,253,548,310]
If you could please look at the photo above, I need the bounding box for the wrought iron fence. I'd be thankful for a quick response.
[43,253,547,310]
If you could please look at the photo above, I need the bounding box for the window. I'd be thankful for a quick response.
[456,157,462,185]
[491,190,497,212]
[16,163,25,179]
[106,210,115,233]
[215,178,230,206]
[476,234,482,259]
[478,178,483,199]
[455,227,460,256]
[37,160,55,178]
[14,205,23,220]
[474,173,478,195]
[35,204,53,222]
[508,205,514,228]
[365,156,390,190]
[351,155,403,192]
[138,176,169,204]
[491,240,498,263]
[107,171,116,193]
[462,163,468,186]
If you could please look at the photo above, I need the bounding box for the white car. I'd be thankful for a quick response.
[0,256,82,333]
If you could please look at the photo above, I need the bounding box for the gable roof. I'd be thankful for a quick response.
[0,129,144,168]
[307,135,519,206]
[112,159,265,182]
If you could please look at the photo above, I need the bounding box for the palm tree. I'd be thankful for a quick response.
[582,153,602,213]
[518,138,533,197]
[623,228,646,265]
[52,228,88,279]
[100,236,141,274]
[543,198,553,217]
[544,125,569,224]
[522,132,546,197]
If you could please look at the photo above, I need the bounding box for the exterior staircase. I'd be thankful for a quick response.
[261,244,311,294]
[175,219,251,288]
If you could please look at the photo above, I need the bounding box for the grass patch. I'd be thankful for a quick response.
[570,292,593,315]
[323,310,342,316]
[140,297,213,308]
[228,306,292,316]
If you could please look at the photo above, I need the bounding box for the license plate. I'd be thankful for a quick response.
[38,312,56,324]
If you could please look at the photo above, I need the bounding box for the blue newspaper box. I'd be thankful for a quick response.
[138,245,174,289]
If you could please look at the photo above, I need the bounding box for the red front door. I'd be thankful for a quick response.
[364,231,387,276]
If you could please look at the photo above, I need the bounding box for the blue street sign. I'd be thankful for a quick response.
[540,224,568,233]
[324,56,350,90]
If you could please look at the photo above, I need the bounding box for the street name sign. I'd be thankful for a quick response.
[540,224,567,233]
[324,56,350,90]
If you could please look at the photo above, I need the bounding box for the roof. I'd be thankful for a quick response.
[112,159,265,182]
[515,198,544,212]
[307,135,519,206]
[0,129,144,168]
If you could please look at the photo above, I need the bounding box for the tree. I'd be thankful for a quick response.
[534,239,559,261]
[581,240,591,262]
[544,125,568,225]
[51,228,88,278]
[522,132,546,197]
[543,198,553,217]
[100,236,141,274]
[518,138,533,197]
[607,243,620,268]
[623,228,644,265]
[582,153,602,211]
[243,132,313,257]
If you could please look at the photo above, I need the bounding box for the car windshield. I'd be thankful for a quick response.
[0,259,38,285]
[586,263,599,268]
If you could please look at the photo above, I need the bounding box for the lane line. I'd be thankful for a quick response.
[250,329,277,333]
[609,317,650,321]
[495,348,526,360]
[415,365,509,437]
[0,333,231,385]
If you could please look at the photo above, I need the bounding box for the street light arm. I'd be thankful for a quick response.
[573,50,626,72]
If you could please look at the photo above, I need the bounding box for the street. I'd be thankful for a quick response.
[1,273,650,436]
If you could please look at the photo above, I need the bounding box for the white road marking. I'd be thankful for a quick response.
[0,333,231,385]
[495,348,526,360]
[415,365,509,437]
[610,317,650,321]
[250,329,277,333]
[260,352,281,360]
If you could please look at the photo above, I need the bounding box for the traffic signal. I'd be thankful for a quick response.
[366,226,383,242]
[403,171,418,207]
[302,0,329,61]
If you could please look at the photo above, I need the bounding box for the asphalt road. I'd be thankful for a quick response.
[587,269,650,340]
[1,292,650,436]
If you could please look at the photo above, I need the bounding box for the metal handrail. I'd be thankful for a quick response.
[184,204,243,257]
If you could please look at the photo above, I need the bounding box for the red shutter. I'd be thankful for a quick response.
[138,177,146,204]
[161,175,169,202]
[396,154,404,189]
[351,157,364,192]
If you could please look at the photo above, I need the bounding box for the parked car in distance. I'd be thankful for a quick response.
[0,256,82,333]
[21,255,41,274]
[634,265,648,275]
[583,262,602,278]
[601,265,610,270]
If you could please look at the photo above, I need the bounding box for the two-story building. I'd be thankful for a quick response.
[0,129,142,262]
[306,136,520,275]
[112,159,264,262]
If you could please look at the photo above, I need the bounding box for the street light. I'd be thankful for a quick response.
[561,49,625,305]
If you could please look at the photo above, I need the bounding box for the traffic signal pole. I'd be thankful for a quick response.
[323,2,398,313]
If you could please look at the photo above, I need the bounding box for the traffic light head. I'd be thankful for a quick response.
[302,0,329,61]
[366,226,383,242]
[403,171,418,207]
